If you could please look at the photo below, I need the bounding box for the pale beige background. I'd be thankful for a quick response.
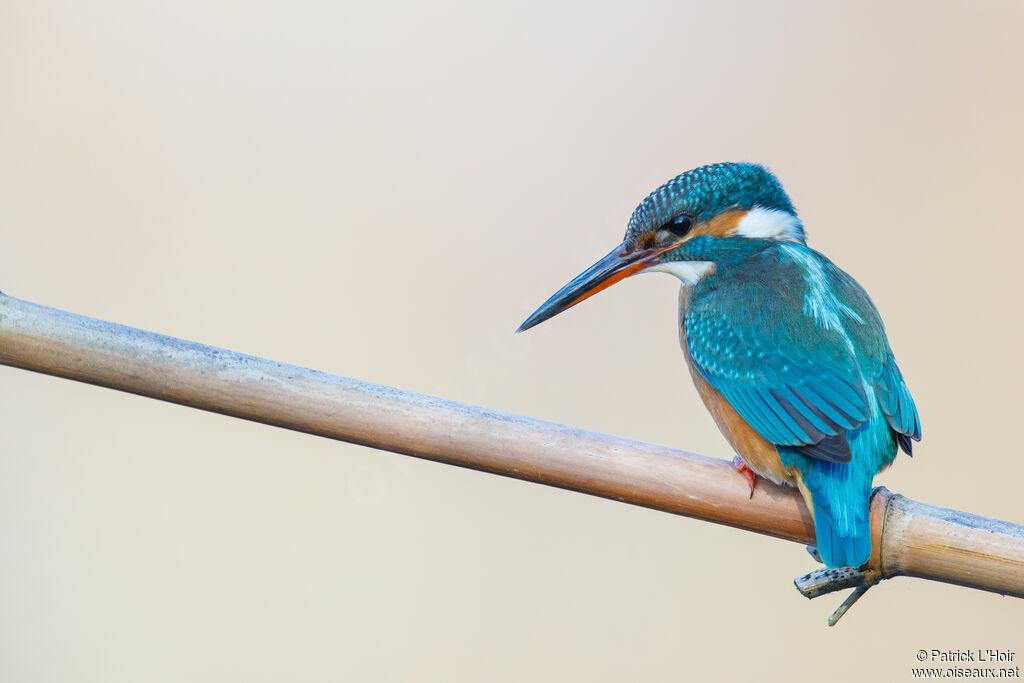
[2,1,1022,681]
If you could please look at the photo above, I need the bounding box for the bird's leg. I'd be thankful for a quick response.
[731,455,756,498]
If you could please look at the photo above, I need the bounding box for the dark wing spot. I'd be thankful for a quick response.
[895,431,914,457]
[794,433,852,463]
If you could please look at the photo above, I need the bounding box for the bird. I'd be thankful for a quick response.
[517,162,921,569]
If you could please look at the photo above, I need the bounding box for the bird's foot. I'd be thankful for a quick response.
[731,456,756,498]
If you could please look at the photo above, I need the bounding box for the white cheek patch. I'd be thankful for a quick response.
[735,207,804,242]
[644,260,715,285]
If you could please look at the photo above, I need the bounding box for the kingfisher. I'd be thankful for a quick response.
[517,162,921,569]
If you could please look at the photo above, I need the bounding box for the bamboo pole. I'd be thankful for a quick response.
[1,292,1022,604]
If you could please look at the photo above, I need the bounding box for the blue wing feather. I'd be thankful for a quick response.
[778,386,832,434]
[803,380,865,423]
[874,353,922,451]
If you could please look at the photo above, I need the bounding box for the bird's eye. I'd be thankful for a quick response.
[666,215,693,236]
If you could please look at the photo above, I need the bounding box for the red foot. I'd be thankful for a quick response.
[732,456,756,498]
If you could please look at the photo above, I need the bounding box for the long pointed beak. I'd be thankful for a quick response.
[517,241,665,333]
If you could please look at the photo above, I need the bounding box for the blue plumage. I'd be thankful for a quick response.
[518,162,921,569]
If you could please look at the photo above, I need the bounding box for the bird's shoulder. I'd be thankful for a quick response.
[689,245,863,349]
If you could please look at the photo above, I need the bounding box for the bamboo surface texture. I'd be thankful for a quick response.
[0,292,1021,598]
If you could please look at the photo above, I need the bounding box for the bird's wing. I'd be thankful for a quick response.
[824,263,923,455]
[684,256,873,463]
[873,353,922,455]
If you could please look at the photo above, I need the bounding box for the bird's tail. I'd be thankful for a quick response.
[783,451,873,569]
[810,496,871,569]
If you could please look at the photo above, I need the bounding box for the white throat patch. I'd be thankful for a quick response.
[644,260,715,285]
[735,207,803,242]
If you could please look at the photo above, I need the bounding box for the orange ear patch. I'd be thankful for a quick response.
[692,209,748,238]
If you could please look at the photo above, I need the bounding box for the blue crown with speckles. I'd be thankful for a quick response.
[625,163,798,245]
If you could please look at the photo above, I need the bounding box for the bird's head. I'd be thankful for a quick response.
[517,162,804,332]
